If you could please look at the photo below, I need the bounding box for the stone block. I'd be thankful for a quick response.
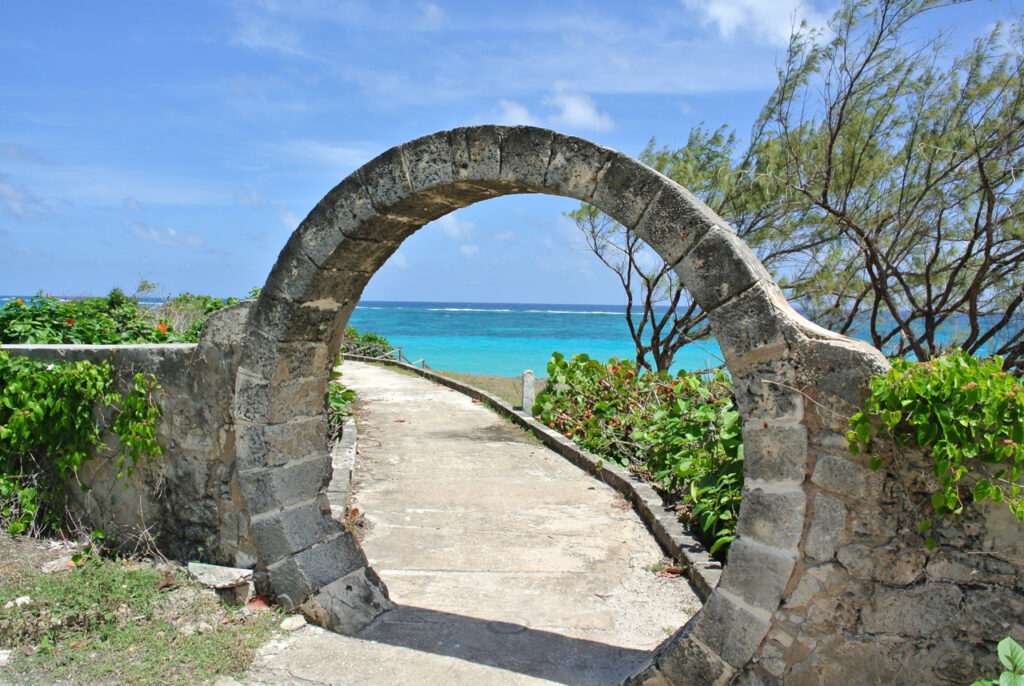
[836,544,926,586]
[811,454,884,500]
[677,226,772,313]
[451,125,503,182]
[248,291,350,343]
[239,453,333,514]
[543,132,612,201]
[499,126,555,189]
[649,631,735,685]
[926,550,1019,587]
[956,587,1024,641]
[804,493,848,561]
[301,566,394,635]
[736,486,806,552]
[786,634,901,685]
[288,208,350,271]
[719,538,795,611]
[251,500,343,563]
[356,146,410,212]
[860,583,963,636]
[234,373,327,424]
[634,183,718,266]
[317,175,378,235]
[402,130,456,192]
[235,417,328,471]
[590,153,666,229]
[267,534,369,609]
[239,334,332,384]
[693,590,772,669]
[320,228,406,272]
[730,366,804,422]
[706,282,791,366]
[260,235,323,303]
[741,422,807,482]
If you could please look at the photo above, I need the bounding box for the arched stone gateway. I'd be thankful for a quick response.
[228,126,1022,684]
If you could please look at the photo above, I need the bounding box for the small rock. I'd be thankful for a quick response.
[0,649,11,666]
[280,615,307,631]
[5,595,32,609]
[187,562,253,590]
[196,621,213,634]
[41,556,74,574]
[213,678,244,686]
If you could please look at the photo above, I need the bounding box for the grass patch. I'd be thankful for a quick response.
[0,534,282,685]
[433,369,546,408]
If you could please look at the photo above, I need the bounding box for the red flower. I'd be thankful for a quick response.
[156,322,168,333]
[65,318,74,326]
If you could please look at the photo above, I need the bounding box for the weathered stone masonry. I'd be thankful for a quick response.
[7,125,1021,684]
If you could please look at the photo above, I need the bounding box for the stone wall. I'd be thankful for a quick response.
[5,125,1021,684]
[4,303,255,565]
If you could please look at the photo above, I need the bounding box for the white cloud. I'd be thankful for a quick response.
[459,244,479,258]
[122,196,143,211]
[0,143,54,165]
[388,252,409,269]
[490,230,516,241]
[496,99,542,126]
[279,209,300,230]
[236,189,268,206]
[0,179,53,220]
[434,213,475,240]
[544,84,614,131]
[126,220,203,247]
[268,139,372,169]
[418,2,446,29]
[681,0,828,46]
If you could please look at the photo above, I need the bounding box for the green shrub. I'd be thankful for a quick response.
[0,352,163,535]
[0,289,242,346]
[532,352,742,557]
[848,350,1024,547]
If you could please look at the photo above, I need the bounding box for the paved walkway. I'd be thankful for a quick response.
[245,361,700,685]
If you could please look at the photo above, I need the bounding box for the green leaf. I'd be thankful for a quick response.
[998,637,1024,673]
[1000,673,1024,686]
[855,421,871,445]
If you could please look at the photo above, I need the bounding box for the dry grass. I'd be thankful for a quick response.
[433,369,546,408]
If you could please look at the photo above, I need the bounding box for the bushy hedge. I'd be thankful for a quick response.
[532,352,742,557]
[0,290,240,346]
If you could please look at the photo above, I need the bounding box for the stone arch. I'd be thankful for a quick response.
[232,126,891,681]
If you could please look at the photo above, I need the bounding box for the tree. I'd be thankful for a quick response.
[761,0,1024,372]
[571,200,706,373]
[577,0,1024,373]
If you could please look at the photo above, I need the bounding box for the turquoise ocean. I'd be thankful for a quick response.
[346,301,724,377]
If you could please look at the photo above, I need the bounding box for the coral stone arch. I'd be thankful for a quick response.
[232,126,888,682]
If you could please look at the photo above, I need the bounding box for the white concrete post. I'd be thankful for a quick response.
[521,369,535,413]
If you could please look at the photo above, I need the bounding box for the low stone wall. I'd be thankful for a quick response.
[3,303,255,565]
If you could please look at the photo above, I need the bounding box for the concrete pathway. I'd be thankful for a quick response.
[245,361,700,685]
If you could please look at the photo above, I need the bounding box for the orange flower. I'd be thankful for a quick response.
[15,299,23,305]
[156,322,168,333]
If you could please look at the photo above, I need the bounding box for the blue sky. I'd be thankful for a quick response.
[1,1,1017,303]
